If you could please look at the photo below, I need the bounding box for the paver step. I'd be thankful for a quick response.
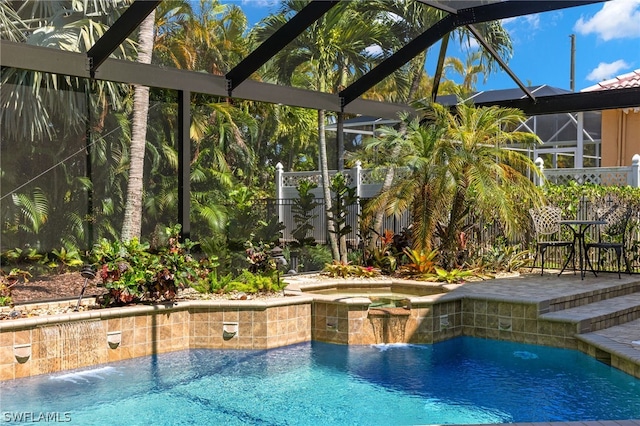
[540,292,640,333]
[545,278,640,313]
[577,318,640,371]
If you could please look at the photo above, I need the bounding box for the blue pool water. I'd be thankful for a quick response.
[2,337,639,425]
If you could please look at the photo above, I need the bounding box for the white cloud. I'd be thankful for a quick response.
[467,37,479,50]
[502,13,540,32]
[365,44,383,58]
[586,60,630,81]
[574,0,640,41]
[501,13,544,45]
[241,0,279,7]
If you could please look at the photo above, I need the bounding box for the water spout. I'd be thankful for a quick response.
[368,306,410,344]
[39,321,106,373]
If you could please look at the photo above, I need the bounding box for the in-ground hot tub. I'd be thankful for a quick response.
[284,277,460,345]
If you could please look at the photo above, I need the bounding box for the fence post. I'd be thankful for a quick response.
[631,154,640,188]
[354,161,362,247]
[535,157,545,187]
[275,162,284,226]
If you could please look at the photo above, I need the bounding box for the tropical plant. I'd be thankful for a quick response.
[323,260,380,278]
[291,179,320,248]
[192,270,233,294]
[323,260,357,278]
[49,247,85,273]
[0,269,23,306]
[1,247,43,266]
[92,237,152,305]
[363,0,513,244]
[473,241,532,273]
[228,270,284,294]
[252,0,388,261]
[121,8,156,242]
[367,229,399,274]
[328,172,358,262]
[430,267,475,284]
[1,1,135,253]
[299,244,333,272]
[365,102,545,269]
[401,248,439,276]
[244,240,275,274]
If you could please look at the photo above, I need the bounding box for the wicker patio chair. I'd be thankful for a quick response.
[585,203,633,279]
[529,206,575,276]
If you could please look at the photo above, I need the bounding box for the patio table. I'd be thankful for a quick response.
[559,219,606,279]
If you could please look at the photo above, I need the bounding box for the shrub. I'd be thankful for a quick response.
[192,270,233,294]
[91,225,207,306]
[323,261,379,278]
[228,270,284,293]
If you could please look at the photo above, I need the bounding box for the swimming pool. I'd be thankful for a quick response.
[2,337,639,425]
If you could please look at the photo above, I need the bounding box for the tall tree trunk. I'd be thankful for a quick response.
[319,109,340,260]
[367,167,394,252]
[367,119,409,252]
[121,11,155,241]
[406,52,427,104]
[368,52,427,251]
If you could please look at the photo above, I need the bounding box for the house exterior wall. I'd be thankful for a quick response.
[601,109,640,167]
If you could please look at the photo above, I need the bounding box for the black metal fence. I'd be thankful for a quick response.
[261,197,640,274]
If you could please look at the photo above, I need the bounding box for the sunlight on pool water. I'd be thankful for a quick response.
[2,337,639,426]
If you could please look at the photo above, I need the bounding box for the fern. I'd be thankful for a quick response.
[12,188,49,234]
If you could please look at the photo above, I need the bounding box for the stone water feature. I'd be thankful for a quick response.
[284,278,459,345]
[367,298,411,344]
[38,321,106,373]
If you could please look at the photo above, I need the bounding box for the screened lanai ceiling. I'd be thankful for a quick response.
[2,0,640,118]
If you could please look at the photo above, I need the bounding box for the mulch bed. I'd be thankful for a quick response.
[10,273,107,305]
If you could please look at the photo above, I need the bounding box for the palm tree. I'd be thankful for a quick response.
[367,102,545,268]
[444,51,486,96]
[1,1,135,252]
[252,0,388,261]
[121,10,156,241]
[365,0,513,250]
[144,1,259,244]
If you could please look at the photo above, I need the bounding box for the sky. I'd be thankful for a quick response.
[227,0,640,93]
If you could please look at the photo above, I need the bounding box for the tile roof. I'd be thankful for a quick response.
[581,69,640,92]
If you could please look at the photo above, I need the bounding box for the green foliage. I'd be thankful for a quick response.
[49,246,84,273]
[0,281,13,306]
[368,230,404,274]
[347,249,364,266]
[91,225,208,306]
[431,267,475,284]
[544,183,640,213]
[292,179,320,247]
[92,237,151,305]
[244,240,276,274]
[470,238,532,273]
[192,270,234,294]
[226,187,284,250]
[372,248,397,275]
[228,270,285,293]
[1,247,43,265]
[295,244,333,272]
[328,172,358,242]
[147,225,203,301]
[322,261,379,278]
[1,247,47,275]
[401,248,438,275]
[12,188,49,235]
[253,216,286,247]
[0,268,32,306]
